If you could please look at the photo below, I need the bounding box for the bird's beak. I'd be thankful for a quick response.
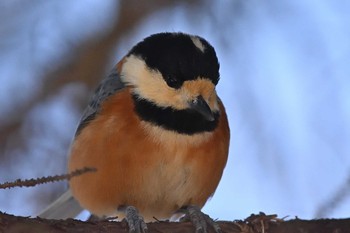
[189,96,215,121]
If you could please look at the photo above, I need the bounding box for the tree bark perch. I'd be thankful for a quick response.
[1,212,349,233]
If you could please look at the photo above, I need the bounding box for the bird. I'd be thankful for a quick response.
[39,32,230,233]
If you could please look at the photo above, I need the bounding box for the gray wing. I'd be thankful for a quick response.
[75,67,125,136]
[38,68,125,219]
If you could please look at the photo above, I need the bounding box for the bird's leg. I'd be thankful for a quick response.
[119,205,148,233]
[180,205,222,233]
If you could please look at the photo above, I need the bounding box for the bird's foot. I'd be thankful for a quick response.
[121,206,148,233]
[180,205,222,233]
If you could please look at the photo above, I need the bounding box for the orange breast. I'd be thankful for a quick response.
[68,88,229,221]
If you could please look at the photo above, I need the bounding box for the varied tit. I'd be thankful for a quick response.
[39,32,230,233]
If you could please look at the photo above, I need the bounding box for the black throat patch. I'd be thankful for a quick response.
[132,94,219,135]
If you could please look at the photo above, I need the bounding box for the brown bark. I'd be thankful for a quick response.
[1,212,349,233]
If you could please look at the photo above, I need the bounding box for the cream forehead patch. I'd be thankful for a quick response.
[190,36,205,53]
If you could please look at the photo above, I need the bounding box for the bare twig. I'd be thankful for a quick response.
[0,167,96,189]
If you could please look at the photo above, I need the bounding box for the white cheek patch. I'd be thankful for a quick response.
[120,55,188,109]
[120,55,146,88]
[120,55,219,112]
[120,55,162,98]
[190,36,205,53]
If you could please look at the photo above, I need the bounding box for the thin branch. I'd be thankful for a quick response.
[0,167,96,189]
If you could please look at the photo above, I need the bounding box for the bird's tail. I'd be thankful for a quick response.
[38,189,83,219]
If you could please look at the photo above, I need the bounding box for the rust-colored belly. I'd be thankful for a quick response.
[68,89,229,221]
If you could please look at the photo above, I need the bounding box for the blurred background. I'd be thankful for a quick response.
[0,0,349,221]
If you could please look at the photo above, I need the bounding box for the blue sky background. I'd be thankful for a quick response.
[0,0,349,221]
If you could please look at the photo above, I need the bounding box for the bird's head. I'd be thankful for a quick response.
[120,32,221,135]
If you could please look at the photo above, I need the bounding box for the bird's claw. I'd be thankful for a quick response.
[180,205,222,233]
[124,206,148,233]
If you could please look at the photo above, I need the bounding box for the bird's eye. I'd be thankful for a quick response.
[166,75,181,89]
